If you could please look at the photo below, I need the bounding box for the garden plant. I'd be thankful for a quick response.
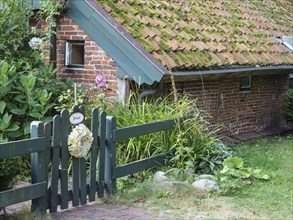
[0,0,65,190]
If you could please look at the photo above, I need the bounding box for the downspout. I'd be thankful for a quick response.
[49,16,57,68]
[138,81,163,105]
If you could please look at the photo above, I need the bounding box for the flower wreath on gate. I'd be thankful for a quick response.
[68,123,93,159]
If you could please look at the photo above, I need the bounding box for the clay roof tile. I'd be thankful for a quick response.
[98,0,293,70]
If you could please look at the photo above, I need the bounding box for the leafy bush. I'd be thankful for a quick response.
[217,157,269,195]
[0,0,68,140]
[283,86,293,124]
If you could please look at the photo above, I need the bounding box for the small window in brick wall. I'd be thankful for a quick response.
[240,76,251,91]
[65,41,85,68]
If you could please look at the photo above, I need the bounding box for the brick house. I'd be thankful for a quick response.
[29,0,293,135]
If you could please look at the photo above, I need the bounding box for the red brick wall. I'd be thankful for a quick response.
[164,74,289,135]
[55,14,118,99]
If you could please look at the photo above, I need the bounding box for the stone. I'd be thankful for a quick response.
[153,171,188,191]
[153,171,169,182]
[185,168,194,174]
[192,179,219,191]
[198,174,215,180]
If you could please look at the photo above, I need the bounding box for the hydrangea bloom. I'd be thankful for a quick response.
[68,124,93,158]
[29,37,43,50]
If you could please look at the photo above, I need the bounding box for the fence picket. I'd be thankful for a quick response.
[89,108,98,201]
[79,157,87,204]
[49,115,61,213]
[72,157,80,206]
[78,106,87,205]
[60,110,69,209]
[98,112,106,198]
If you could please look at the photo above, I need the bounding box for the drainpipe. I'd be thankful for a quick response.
[138,81,163,105]
[49,16,57,68]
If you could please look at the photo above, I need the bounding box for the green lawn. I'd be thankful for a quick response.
[107,135,293,219]
[231,136,293,219]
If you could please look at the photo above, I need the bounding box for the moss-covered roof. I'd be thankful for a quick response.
[97,0,293,70]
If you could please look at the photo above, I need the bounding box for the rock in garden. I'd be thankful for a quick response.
[198,174,215,180]
[153,171,187,191]
[192,179,219,191]
[154,171,169,182]
[185,168,194,174]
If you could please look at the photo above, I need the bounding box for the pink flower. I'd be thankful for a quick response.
[95,74,103,83]
[97,82,106,90]
[95,74,106,90]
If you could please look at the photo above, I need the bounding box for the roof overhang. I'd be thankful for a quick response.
[164,65,293,81]
[66,0,168,85]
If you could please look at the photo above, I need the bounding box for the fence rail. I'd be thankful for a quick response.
[104,116,187,194]
[0,122,51,213]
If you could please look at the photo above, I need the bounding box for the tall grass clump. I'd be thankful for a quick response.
[111,94,228,176]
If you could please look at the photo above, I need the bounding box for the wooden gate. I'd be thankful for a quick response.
[47,106,106,213]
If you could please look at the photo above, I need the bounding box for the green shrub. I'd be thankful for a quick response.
[0,0,68,140]
[283,86,293,124]
[216,157,269,195]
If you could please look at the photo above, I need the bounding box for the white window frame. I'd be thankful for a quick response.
[65,40,84,68]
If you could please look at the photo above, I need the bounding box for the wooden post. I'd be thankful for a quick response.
[105,116,116,194]
[30,121,51,214]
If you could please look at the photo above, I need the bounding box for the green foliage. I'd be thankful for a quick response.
[193,143,235,174]
[166,168,198,184]
[0,60,68,139]
[0,0,32,60]
[217,156,269,195]
[0,1,68,140]
[55,82,108,118]
[283,86,293,124]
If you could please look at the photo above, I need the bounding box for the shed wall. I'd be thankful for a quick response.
[163,75,289,135]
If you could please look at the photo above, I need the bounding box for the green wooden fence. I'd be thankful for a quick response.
[104,116,185,194]
[0,122,51,213]
[0,107,187,214]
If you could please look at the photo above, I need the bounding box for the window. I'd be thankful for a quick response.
[65,41,84,68]
[274,36,293,52]
[240,76,251,91]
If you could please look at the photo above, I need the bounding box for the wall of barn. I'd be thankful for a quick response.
[163,74,289,135]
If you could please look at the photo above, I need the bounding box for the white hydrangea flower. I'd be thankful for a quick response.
[29,37,43,50]
[68,124,93,159]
